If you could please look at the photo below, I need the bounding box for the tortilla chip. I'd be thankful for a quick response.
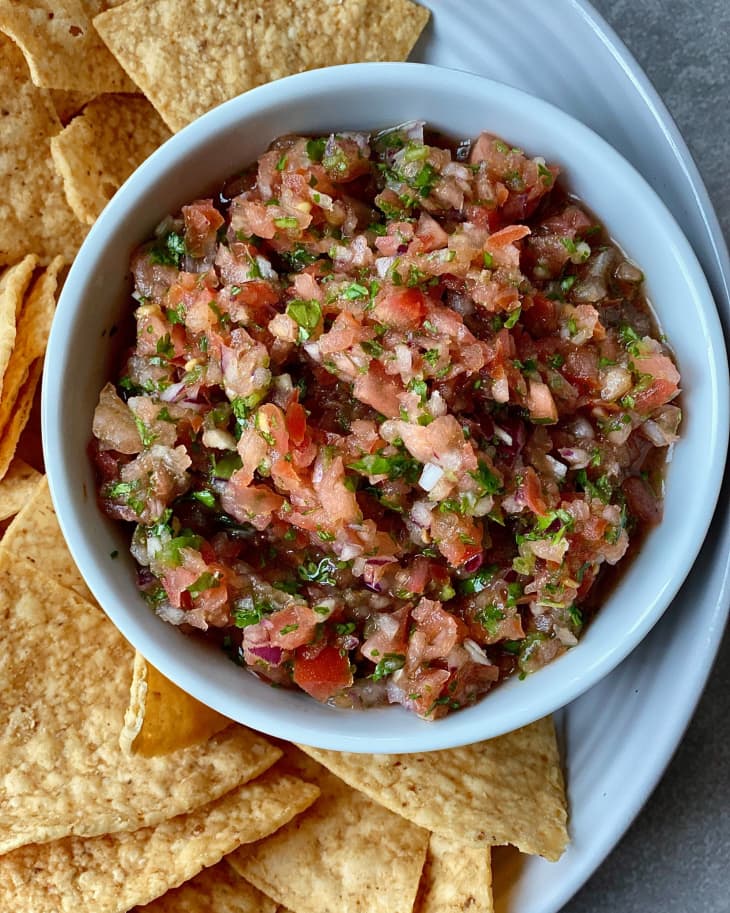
[0,0,135,94]
[0,357,42,481]
[0,258,62,475]
[51,94,171,225]
[299,716,569,861]
[0,548,283,854]
[0,769,319,912]
[0,458,42,521]
[0,255,38,399]
[1,474,94,601]
[49,89,97,124]
[228,746,429,913]
[121,651,230,756]
[416,834,493,913]
[0,36,87,265]
[94,0,430,132]
[132,861,278,913]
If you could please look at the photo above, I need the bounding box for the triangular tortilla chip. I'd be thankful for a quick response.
[228,746,429,913]
[0,36,86,265]
[0,255,38,399]
[0,357,42,481]
[0,0,135,94]
[0,458,42,521]
[49,89,96,125]
[121,651,230,756]
[0,769,320,912]
[0,258,63,478]
[0,547,282,854]
[2,474,94,601]
[94,0,430,131]
[299,716,569,861]
[132,861,278,913]
[51,93,171,225]
[416,834,493,913]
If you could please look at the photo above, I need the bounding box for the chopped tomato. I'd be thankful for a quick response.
[293,645,353,701]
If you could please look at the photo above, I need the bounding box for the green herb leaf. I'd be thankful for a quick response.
[371,652,406,680]
[286,298,322,342]
[458,564,499,595]
[306,137,327,162]
[148,231,186,268]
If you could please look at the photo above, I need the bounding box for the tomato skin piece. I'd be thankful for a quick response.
[372,286,426,329]
[293,645,353,702]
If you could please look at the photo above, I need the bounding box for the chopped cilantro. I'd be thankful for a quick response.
[619,324,642,356]
[476,604,505,636]
[192,489,216,509]
[503,306,522,329]
[274,216,299,230]
[281,244,318,272]
[148,231,186,268]
[412,162,438,197]
[297,557,342,586]
[360,339,384,358]
[350,452,420,483]
[342,282,369,300]
[458,564,498,595]
[470,460,503,495]
[371,653,406,680]
[286,298,322,342]
[306,137,327,162]
[186,571,222,598]
[133,415,157,448]
[155,333,174,360]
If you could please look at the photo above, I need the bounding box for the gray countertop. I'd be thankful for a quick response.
[565,2,730,912]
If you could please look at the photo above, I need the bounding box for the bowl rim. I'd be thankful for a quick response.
[42,61,730,752]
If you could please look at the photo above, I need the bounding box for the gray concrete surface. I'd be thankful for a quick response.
[565,2,730,911]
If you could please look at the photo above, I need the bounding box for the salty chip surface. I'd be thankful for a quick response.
[0,36,86,265]
[94,0,430,131]
[1,474,94,600]
[0,258,63,479]
[229,747,429,913]
[0,458,42,521]
[0,770,319,913]
[0,0,135,94]
[416,834,493,913]
[131,861,278,913]
[0,255,38,399]
[51,94,171,225]
[300,717,569,860]
[0,548,282,854]
[120,651,230,756]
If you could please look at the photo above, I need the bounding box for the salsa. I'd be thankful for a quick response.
[91,122,681,719]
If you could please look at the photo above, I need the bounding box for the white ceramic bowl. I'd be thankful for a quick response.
[43,62,728,752]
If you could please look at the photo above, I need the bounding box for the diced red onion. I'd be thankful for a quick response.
[340,634,360,652]
[411,500,434,527]
[375,256,396,278]
[463,552,484,573]
[249,645,283,665]
[159,380,189,402]
[558,447,591,468]
[544,454,568,478]
[464,638,493,666]
[492,424,513,446]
